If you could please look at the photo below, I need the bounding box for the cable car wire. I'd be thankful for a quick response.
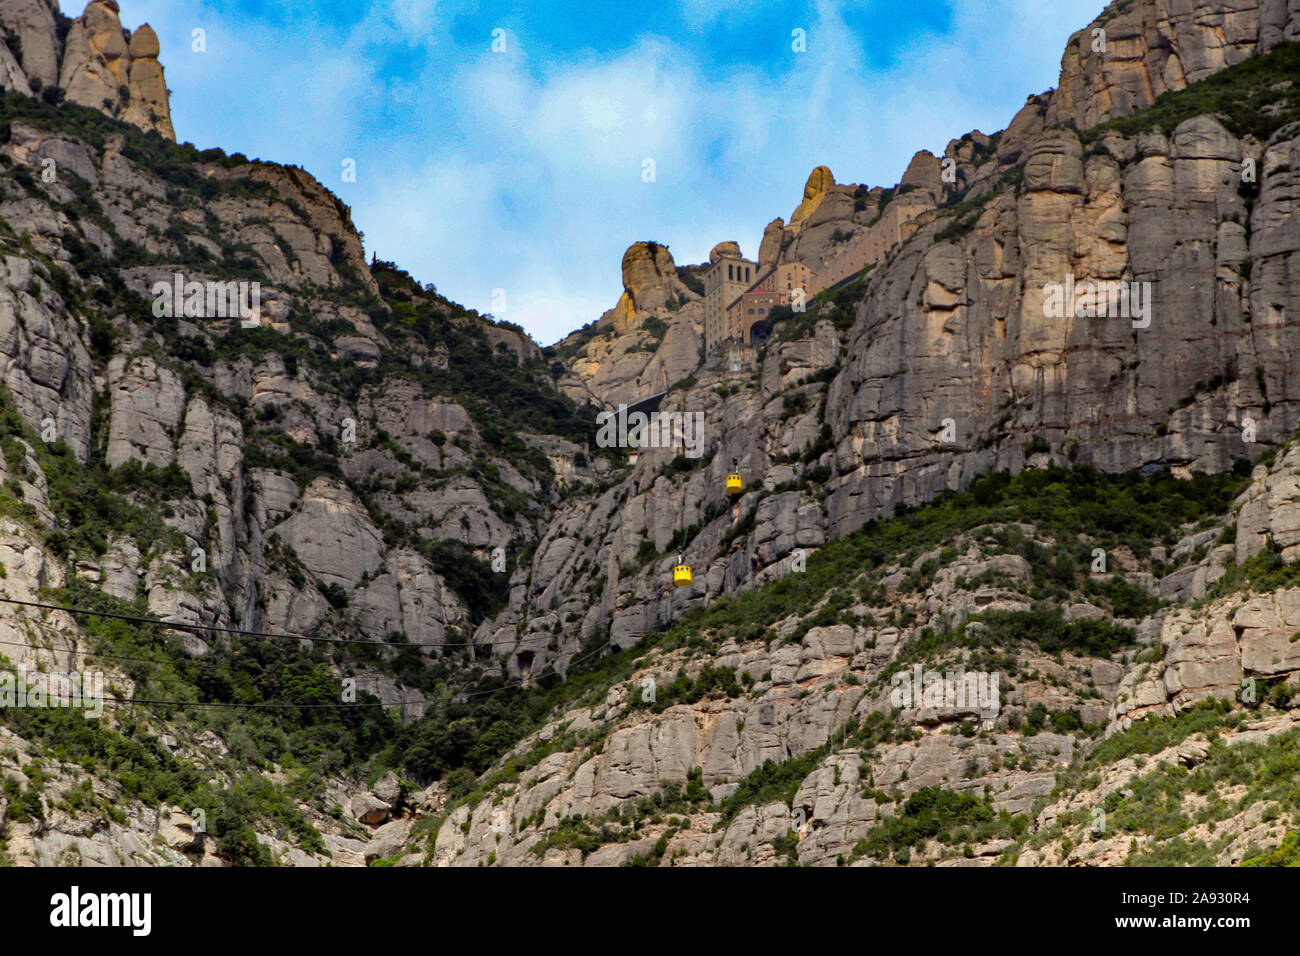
[0,595,543,648]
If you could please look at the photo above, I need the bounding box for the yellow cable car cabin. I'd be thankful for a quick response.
[673,564,693,587]
[726,458,743,496]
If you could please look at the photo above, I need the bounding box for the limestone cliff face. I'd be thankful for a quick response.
[0,0,60,90]
[1046,0,1300,130]
[0,112,521,680]
[826,100,1299,537]
[760,155,949,285]
[806,0,1300,537]
[1108,443,1300,730]
[0,77,581,861]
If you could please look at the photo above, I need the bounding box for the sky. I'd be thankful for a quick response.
[114,0,1105,345]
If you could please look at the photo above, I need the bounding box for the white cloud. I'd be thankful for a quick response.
[389,0,444,39]
[678,0,760,31]
[114,0,1112,346]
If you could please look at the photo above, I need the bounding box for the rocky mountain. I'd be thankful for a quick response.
[0,0,1298,868]
[428,448,1300,867]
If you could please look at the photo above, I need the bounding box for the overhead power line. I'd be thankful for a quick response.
[0,591,620,710]
[0,634,402,693]
[0,667,391,710]
[0,595,544,648]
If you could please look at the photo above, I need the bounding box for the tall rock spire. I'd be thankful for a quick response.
[57,1,176,140]
[121,23,172,139]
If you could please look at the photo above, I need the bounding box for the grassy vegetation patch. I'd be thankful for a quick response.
[1082,41,1300,142]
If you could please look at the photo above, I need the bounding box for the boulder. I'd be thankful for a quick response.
[371,771,402,809]
[156,808,200,851]
[350,793,390,826]
[364,819,412,863]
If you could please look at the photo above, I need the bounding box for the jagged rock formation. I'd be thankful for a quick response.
[757,218,784,270]
[790,165,835,225]
[0,39,571,677]
[1046,0,1300,129]
[774,166,866,276]
[824,115,1298,533]
[439,0,1300,702]
[1115,447,1300,727]
[610,241,696,331]
[439,0,1300,866]
[759,157,944,292]
[897,149,945,203]
[0,0,175,139]
[119,22,169,138]
[0,69,593,858]
[818,0,1300,538]
[553,240,703,407]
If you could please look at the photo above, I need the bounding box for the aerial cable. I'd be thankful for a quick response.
[0,595,536,648]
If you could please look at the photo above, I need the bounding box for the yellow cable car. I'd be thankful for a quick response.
[672,550,692,587]
[726,458,743,495]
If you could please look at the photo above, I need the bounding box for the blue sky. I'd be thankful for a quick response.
[115,0,1104,345]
